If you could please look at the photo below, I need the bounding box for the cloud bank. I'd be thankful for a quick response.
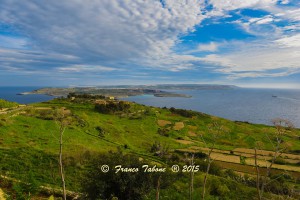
[0,0,299,85]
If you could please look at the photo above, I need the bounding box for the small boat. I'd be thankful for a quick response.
[272,95,277,98]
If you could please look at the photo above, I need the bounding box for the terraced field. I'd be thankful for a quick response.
[1,97,300,199]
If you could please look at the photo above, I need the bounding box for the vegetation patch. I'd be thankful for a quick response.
[0,99,19,109]
[210,152,241,163]
[175,139,194,145]
[157,120,172,127]
[188,131,197,137]
[1,97,300,199]
[0,188,6,200]
[173,122,184,130]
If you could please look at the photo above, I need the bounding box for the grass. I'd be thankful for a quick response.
[1,97,300,199]
[0,99,19,109]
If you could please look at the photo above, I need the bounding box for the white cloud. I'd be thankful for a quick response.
[183,42,220,55]
[208,0,299,30]
[57,65,117,73]
[0,0,205,72]
[280,0,290,5]
[197,42,219,52]
[282,8,300,21]
[0,35,28,49]
[199,39,300,78]
[275,34,300,47]
[0,0,299,82]
[208,0,277,11]
[255,17,274,24]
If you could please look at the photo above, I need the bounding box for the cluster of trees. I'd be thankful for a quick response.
[81,149,266,200]
[169,107,197,118]
[67,92,106,99]
[82,149,177,200]
[95,101,130,114]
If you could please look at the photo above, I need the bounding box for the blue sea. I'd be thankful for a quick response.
[0,87,299,128]
[122,88,300,128]
[0,87,54,104]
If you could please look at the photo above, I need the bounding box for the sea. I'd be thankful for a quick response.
[0,87,54,104]
[0,86,300,128]
[122,88,300,128]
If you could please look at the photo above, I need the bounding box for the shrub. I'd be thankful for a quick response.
[67,93,105,99]
[240,156,246,165]
[169,107,195,118]
[150,141,169,158]
[274,157,286,165]
[95,126,105,137]
[81,150,174,200]
[12,172,39,200]
[95,101,130,114]
[157,128,169,137]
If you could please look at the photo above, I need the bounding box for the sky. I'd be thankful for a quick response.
[0,0,299,88]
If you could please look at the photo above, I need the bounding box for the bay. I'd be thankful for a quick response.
[1,87,299,128]
[122,88,300,128]
[0,87,55,104]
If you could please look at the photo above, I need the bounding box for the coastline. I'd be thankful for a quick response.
[2,86,300,128]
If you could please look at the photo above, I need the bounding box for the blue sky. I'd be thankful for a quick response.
[0,0,299,88]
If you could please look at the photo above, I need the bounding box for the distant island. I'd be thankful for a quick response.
[20,88,191,98]
[20,84,238,98]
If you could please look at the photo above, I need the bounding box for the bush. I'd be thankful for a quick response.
[210,178,230,197]
[150,141,169,158]
[157,128,169,137]
[95,126,105,137]
[196,160,222,176]
[240,156,246,165]
[37,109,54,120]
[169,107,196,118]
[95,101,130,114]
[81,150,175,200]
[224,169,240,181]
[68,93,105,99]
[274,157,286,165]
[11,172,39,200]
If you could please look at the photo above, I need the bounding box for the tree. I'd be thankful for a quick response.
[188,153,195,200]
[156,175,161,200]
[54,108,73,200]
[254,118,294,200]
[200,121,224,200]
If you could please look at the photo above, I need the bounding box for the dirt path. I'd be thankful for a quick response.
[0,106,52,115]
[0,188,6,200]
[0,106,26,115]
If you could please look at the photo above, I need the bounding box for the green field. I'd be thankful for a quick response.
[0,97,299,199]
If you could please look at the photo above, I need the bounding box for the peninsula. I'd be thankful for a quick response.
[20,84,237,98]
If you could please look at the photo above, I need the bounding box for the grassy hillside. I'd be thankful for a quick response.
[0,99,18,109]
[0,97,299,199]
